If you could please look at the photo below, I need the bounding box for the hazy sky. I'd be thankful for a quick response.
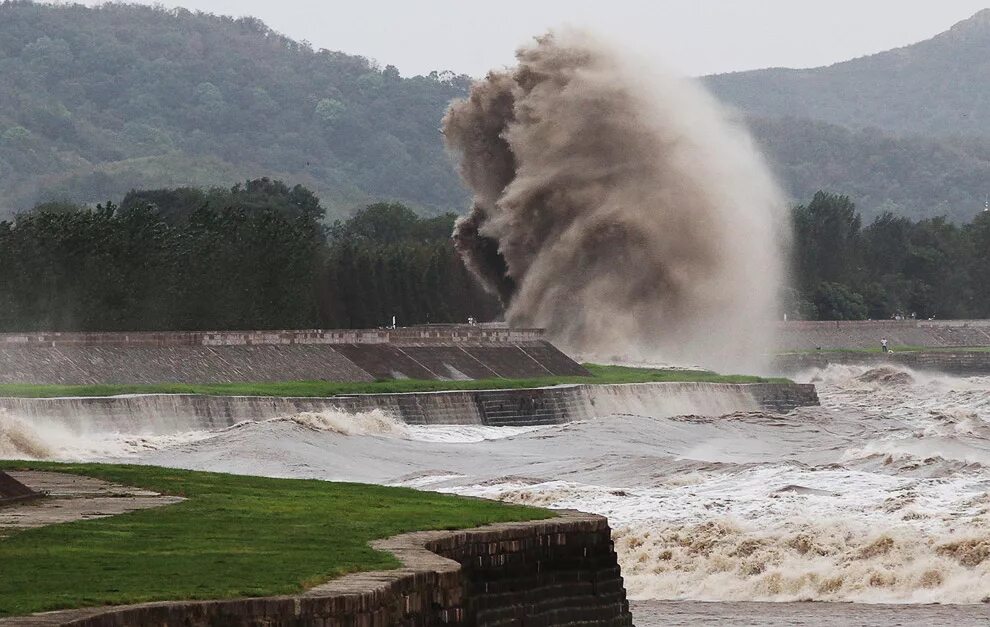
[80,1,989,77]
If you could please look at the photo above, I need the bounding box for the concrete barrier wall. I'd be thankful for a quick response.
[0,340,589,385]
[0,382,819,435]
[776,320,990,351]
[774,350,990,376]
[1,510,633,627]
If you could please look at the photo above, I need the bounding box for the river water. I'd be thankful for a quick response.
[3,364,990,624]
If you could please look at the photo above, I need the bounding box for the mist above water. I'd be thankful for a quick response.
[443,31,788,371]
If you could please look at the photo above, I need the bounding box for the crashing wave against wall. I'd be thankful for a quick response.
[443,31,788,371]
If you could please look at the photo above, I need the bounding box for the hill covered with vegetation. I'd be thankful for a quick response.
[0,1,471,217]
[1,2,987,225]
[751,117,990,223]
[705,9,990,223]
[706,10,990,137]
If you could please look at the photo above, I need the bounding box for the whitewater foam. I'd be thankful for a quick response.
[3,363,989,604]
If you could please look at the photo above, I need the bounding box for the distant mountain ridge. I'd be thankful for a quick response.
[704,10,990,222]
[0,2,988,223]
[0,1,471,217]
[706,9,990,137]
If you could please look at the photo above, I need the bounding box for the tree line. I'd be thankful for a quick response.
[0,181,986,331]
[0,178,498,332]
[789,191,990,320]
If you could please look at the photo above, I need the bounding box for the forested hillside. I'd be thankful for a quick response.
[706,10,990,137]
[752,117,990,223]
[2,2,988,225]
[0,1,470,217]
[706,9,990,223]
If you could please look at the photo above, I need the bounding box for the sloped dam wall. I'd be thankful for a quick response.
[0,382,818,435]
[0,328,589,384]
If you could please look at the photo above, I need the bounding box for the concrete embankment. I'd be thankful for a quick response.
[772,320,990,375]
[774,350,990,376]
[0,382,819,434]
[775,319,990,351]
[0,510,633,627]
[0,328,588,384]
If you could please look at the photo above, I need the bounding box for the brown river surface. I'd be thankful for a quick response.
[631,600,990,626]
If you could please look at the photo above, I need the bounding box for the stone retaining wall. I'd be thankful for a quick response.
[0,382,820,434]
[774,350,990,376]
[0,510,633,627]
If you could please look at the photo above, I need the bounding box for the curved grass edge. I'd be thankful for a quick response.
[0,462,553,618]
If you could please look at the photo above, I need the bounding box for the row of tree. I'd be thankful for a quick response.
[789,191,990,320]
[0,179,498,332]
[0,181,985,330]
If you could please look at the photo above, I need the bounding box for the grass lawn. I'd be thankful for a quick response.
[0,364,789,398]
[0,462,552,617]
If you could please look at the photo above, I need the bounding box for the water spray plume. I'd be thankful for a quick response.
[443,31,789,372]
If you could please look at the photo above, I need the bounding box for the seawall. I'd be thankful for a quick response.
[0,509,633,626]
[774,350,990,376]
[776,319,990,351]
[0,327,589,384]
[0,382,820,434]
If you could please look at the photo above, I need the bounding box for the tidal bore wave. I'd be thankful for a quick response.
[2,365,989,603]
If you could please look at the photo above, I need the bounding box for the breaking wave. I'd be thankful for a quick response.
[442,30,787,372]
[4,363,990,604]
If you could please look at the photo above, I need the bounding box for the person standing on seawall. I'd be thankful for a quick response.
[881,338,889,353]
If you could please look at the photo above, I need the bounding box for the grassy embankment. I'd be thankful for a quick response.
[0,462,552,617]
[0,364,790,398]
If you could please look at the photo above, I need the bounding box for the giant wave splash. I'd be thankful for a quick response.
[442,31,788,371]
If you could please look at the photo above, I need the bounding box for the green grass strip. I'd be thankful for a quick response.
[0,364,789,398]
[0,462,552,617]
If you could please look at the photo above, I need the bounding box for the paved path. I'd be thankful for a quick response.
[0,471,183,538]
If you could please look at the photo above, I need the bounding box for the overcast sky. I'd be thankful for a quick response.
[80,1,989,77]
